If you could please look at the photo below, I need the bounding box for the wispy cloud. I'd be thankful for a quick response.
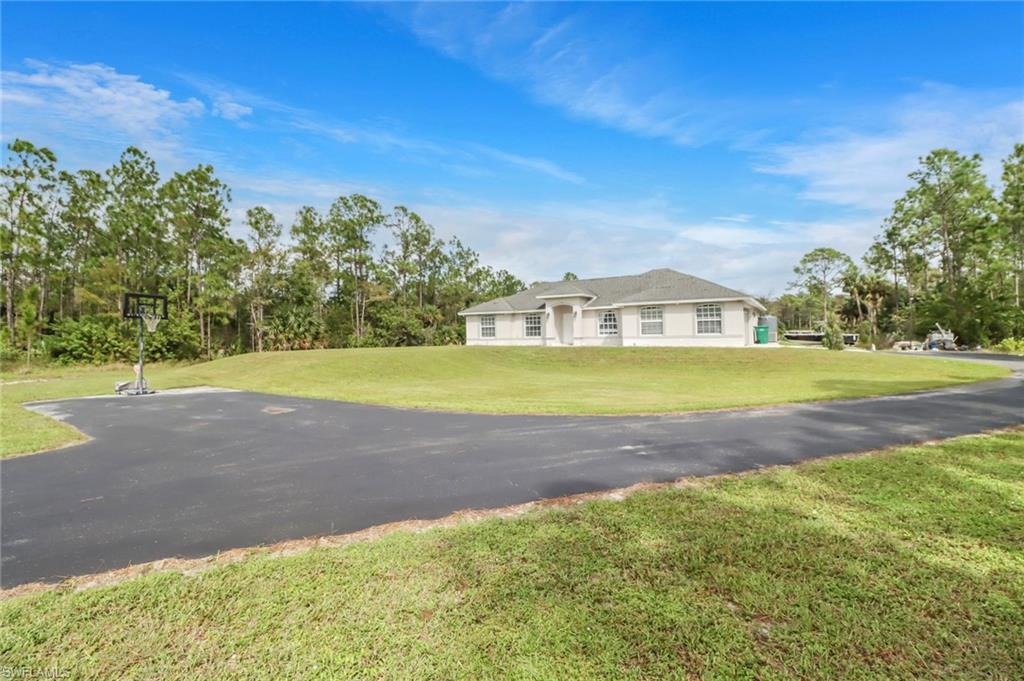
[392,6,1024,211]
[391,4,717,146]
[179,70,584,183]
[175,74,255,122]
[2,59,584,187]
[224,173,384,202]
[756,84,1024,212]
[713,214,752,224]
[1,59,204,162]
[412,197,877,295]
[3,59,204,133]
[471,144,584,184]
[290,118,448,156]
[212,99,252,121]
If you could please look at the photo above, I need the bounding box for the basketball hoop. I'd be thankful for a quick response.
[142,312,161,333]
[119,291,169,396]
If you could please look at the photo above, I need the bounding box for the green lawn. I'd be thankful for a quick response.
[3,430,1022,679]
[0,363,204,458]
[0,346,1007,458]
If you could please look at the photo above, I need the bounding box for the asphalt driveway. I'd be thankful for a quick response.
[3,370,1022,588]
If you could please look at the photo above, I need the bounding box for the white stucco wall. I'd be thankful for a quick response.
[619,301,752,347]
[464,300,761,347]
[465,312,546,346]
[570,308,624,346]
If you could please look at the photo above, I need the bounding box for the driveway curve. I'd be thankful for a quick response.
[3,368,1022,588]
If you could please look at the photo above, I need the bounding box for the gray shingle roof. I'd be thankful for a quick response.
[535,281,594,297]
[460,268,762,315]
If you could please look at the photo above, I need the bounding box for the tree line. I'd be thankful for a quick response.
[1,140,524,364]
[776,145,1024,347]
[5,139,1021,365]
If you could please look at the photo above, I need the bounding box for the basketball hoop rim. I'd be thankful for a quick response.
[142,312,161,333]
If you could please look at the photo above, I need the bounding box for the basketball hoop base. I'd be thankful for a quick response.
[115,370,155,396]
[118,386,156,396]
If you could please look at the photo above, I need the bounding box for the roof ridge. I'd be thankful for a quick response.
[535,272,644,287]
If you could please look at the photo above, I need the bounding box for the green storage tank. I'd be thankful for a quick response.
[755,325,770,344]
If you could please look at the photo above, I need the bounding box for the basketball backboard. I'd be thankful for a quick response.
[122,292,168,320]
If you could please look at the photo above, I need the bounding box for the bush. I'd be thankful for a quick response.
[995,337,1024,355]
[48,313,201,364]
[144,313,201,361]
[0,331,20,363]
[821,314,846,351]
[49,316,132,364]
[265,308,327,351]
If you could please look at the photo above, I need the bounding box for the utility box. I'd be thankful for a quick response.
[757,315,778,343]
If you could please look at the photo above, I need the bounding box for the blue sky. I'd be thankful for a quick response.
[3,2,1022,294]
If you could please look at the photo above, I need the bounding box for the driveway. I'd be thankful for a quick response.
[3,371,1023,588]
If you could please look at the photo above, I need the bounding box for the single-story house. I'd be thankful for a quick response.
[459,268,766,347]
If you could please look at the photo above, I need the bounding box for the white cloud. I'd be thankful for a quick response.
[713,214,752,223]
[290,118,449,156]
[757,85,1024,211]
[471,144,584,184]
[1,60,204,162]
[392,4,716,146]
[677,225,783,247]
[3,60,584,188]
[178,71,584,183]
[226,173,381,202]
[393,5,1024,210]
[212,99,253,121]
[411,197,877,295]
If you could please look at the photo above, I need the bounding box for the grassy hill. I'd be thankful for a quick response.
[182,346,1005,414]
[1,346,1007,458]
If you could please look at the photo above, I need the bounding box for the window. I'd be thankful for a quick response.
[524,313,542,338]
[598,311,619,335]
[639,306,663,335]
[480,315,496,338]
[696,303,722,334]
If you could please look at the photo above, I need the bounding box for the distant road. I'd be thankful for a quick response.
[881,350,1024,372]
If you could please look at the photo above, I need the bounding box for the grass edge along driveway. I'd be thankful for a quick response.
[2,429,1022,679]
[0,346,1008,458]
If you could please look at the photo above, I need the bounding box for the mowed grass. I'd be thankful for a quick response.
[0,363,207,458]
[174,346,1010,413]
[3,430,1022,679]
[0,346,1007,458]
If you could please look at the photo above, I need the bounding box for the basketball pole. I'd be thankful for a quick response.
[137,314,146,394]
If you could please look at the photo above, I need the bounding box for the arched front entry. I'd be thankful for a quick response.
[552,305,574,345]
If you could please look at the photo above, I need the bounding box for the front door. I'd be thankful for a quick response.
[560,309,574,345]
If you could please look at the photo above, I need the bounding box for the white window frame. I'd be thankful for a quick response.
[639,306,663,336]
[598,310,619,335]
[480,315,496,338]
[695,303,723,335]
[524,313,542,338]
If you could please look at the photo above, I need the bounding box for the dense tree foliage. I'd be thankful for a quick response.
[777,145,1024,346]
[5,140,1020,363]
[0,141,524,363]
